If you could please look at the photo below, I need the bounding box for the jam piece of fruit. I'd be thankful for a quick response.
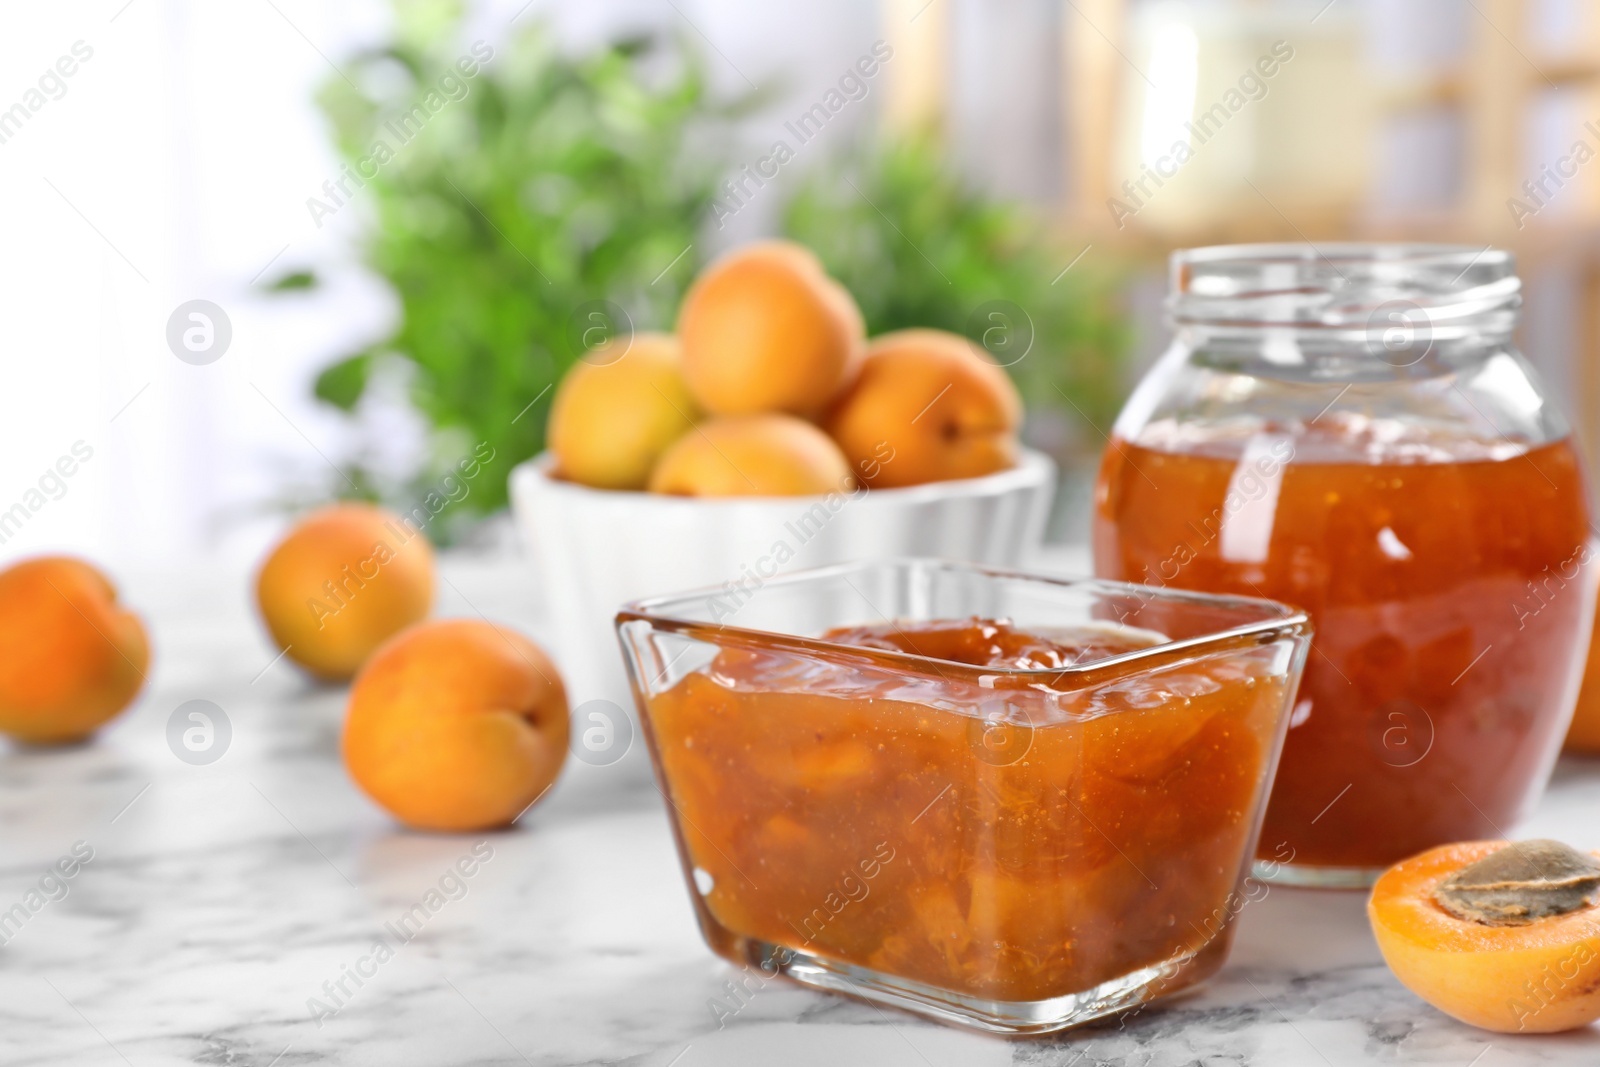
[821,615,1161,669]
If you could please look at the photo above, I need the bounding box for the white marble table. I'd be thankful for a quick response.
[3,552,1600,1066]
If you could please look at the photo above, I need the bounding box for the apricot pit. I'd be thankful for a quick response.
[1432,839,1600,926]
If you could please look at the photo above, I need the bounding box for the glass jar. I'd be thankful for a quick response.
[1093,244,1598,886]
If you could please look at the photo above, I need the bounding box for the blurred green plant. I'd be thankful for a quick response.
[782,136,1131,457]
[281,19,728,521]
[284,5,1129,535]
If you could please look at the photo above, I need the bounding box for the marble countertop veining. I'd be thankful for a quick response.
[2,553,1599,1067]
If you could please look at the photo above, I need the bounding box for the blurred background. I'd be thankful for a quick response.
[4,0,1599,567]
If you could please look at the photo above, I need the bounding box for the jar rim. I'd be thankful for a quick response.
[1167,242,1520,335]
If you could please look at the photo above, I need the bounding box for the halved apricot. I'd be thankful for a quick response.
[1368,841,1600,1033]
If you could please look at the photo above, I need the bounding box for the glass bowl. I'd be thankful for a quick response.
[615,558,1311,1034]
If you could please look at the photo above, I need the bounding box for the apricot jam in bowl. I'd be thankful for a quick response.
[615,559,1311,1034]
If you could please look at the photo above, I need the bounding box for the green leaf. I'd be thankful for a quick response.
[265,270,318,292]
[313,353,372,411]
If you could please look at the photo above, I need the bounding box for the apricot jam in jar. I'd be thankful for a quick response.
[617,559,1310,1034]
[1094,244,1598,887]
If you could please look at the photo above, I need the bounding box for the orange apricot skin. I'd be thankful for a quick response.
[678,241,864,418]
[342,619,569,832]
[0,557,148,744]
[255,504,435,682]
[1563,611,1600,752]
[648,414,855,497]
[1369,841,1600,1034]
[825,329,1022,489]
[549,332,699,490]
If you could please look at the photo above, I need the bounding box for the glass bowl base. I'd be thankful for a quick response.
[1252,858,1382,889]
[731,936,1221,1036]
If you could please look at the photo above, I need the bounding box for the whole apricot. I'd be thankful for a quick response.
[0,557,148,744]
[1563,605,1600,752]
[549,332,700,490]
[825,329,1022,489]
[256,504,435,682]
[678,241,864,417]
[648,414,855,497]
[1369,840,1600,1033]
[343,619,569,831]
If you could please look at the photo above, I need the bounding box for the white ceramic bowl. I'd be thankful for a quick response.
[509,449,1055,784]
